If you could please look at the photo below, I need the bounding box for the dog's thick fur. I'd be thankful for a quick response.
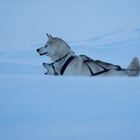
[37,34,139,77]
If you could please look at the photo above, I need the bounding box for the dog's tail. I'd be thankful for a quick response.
[125,57,140,76]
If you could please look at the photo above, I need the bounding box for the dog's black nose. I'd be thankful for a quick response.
[36,49,40,52]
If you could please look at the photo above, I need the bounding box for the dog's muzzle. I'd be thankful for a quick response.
[36,49,48,56]
[36,48,41,54]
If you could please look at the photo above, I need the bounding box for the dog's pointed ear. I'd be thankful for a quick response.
[46,33,53,41]
[46,33,50,38]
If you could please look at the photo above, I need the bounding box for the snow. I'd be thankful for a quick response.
[1,76,140,140]
[0,0,140,140]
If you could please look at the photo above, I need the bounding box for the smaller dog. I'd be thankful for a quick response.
[43,62,59,75]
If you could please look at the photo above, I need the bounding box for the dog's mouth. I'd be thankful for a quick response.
[40,52,48,56]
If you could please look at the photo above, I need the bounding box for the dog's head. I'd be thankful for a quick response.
[37,34,71,61]
[43,62,58,75]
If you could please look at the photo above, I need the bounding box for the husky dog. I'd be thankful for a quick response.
[37,34,139,76]
[43,62,59,75]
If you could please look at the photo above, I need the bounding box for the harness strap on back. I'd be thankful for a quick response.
[60,56,75,75]
[85,62,110,76]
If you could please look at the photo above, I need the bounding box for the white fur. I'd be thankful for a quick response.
[37,34,139,77]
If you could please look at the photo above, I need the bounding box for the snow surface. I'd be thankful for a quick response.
[0,0,140,140]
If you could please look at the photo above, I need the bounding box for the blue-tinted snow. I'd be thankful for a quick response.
[0,0,140,140]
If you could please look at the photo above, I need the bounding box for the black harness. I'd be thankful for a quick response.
[48,52,72,75]
[52,64,59,75]
[85,62,110,76]
[60,56,75,75]
[51,54,122,76]
[48,52,75,75]
[59,56,110,76]
[54,52,71,63]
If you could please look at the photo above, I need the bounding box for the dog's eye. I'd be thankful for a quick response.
[45,45,48,47]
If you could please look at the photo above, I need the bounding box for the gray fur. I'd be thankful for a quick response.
[37,35,139,76]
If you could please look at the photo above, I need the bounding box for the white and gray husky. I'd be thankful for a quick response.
[37,34,139,77]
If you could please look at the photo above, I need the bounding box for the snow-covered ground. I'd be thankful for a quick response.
[0,0,140,140]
